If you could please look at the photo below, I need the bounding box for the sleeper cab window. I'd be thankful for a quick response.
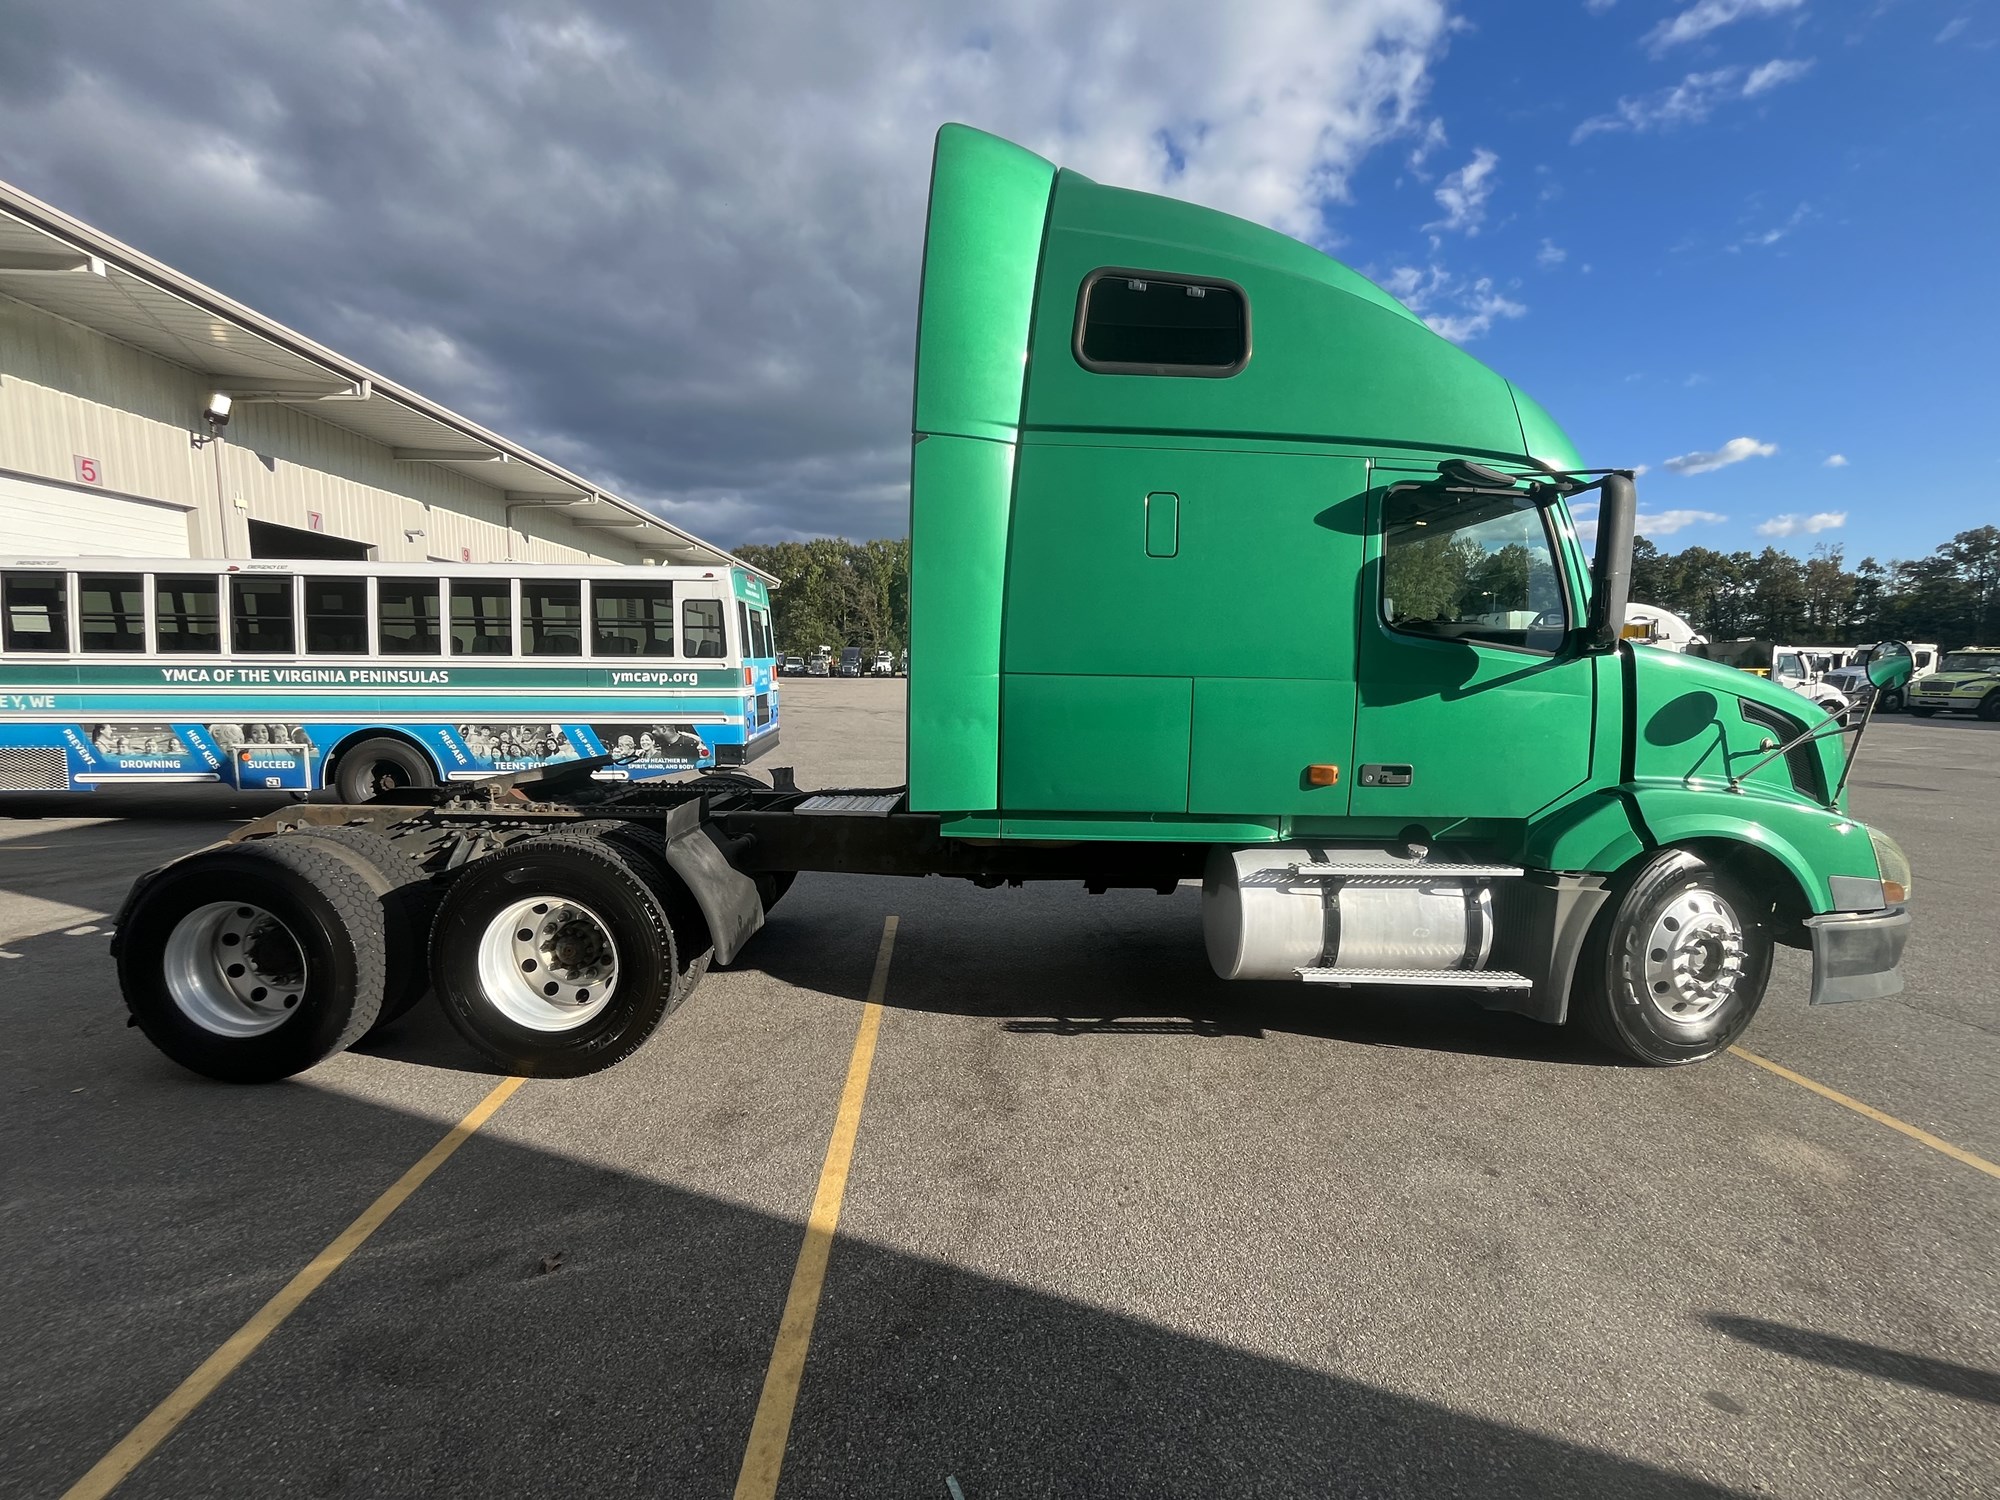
[1074,270,1249,377]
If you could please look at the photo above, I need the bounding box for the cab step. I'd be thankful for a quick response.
[1296,967,1532,990]
[1289,861,1522,880]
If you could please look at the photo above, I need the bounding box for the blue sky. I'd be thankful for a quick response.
[0,1,1989,560]
[1353,0,1996,562]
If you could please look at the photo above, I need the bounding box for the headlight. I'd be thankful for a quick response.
[1868,826,1912,905]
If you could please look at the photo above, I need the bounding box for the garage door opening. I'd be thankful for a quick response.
[248,519,372,561]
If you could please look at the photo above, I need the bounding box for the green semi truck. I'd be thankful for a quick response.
[111,125,1914,1081]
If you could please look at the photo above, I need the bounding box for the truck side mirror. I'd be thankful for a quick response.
[1584,472,1636,653]
[1866,641,1915,690]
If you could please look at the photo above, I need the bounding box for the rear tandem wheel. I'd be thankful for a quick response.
[428,834,683,1077]
[116,839,390,1083]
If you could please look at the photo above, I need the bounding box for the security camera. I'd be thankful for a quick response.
[203,392,233,428]
[404,528,426,541]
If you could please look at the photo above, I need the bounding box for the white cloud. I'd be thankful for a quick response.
[1937,17,1970,44]
[1646,0,1806,54]
[0,0,1456,543]
[1661,436,1778,474]
[1636,509,1728,535]
[1536,237,1567,267]
[1756,511,1847,537]
[1823,453,1849,468]
[1381,261,1526,342]
[1631,463,1652,477]
[1407,117,1448,173]
[1585,0,1618,12]
[1743,57,1814,96]
[1572,59,1812,142]
[1733,200,1810,249]
[1426,148,1500,234]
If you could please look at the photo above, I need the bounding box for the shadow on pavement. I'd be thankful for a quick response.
[4,936,1742,1499]
[743,877,1619,1068]
[1706,1314,2000,1407]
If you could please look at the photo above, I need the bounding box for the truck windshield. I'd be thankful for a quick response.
[1939,652,1999,673]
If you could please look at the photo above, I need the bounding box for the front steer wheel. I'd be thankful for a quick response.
[116,840,389,1083]
[429,835,679,1077]
[1570,848,1773,1066]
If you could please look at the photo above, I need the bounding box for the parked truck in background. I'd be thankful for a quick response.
[1623,603,1706,653]
[1825,642,1938,714]
[1906,646,2000,719]
[108,124,1915,1087]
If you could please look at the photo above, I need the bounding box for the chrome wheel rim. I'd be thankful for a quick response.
[476,895,620,1032]
[1639,887,1745,1025]
[164,901,308,1037]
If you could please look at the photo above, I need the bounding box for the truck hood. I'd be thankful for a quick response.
[1637,644,1839,725]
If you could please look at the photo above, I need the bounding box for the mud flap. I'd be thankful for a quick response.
[659,800,765,965]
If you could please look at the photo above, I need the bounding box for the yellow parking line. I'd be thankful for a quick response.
[1729,1046,2000,1182]
[734,915,899,1500]
[62,1074,527,1500]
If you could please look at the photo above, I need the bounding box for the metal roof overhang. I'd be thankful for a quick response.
[0,178,771,582]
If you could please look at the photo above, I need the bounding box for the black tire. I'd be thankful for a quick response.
[116,840,387,1083]
[1908,706,1936,718]
[429,834,679,1077]
[1878,689,1904,714]
[1979,692,2000,723]
[1571,849,1772,1066]
[334,736,435,803]
[287,825,439,1028]
[581,823,713,1007]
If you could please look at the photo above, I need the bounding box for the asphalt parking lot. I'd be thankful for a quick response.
[3,680,1995,1499]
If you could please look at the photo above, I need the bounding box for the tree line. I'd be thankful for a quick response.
[1631,525,1999,647]
[731,537,910,657]
[734,524,2000,656]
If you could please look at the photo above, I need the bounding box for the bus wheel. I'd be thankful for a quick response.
[287,825,440,1029]
[334,737,435,803]
[429,836,678,1077]
[1878,689,1904,713]
[116,840,387,1083]
[1570,849,1772,1067]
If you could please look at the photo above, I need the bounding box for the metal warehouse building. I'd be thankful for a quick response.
[0,177,737,570]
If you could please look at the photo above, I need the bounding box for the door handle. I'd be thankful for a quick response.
[1359,764,1413,787]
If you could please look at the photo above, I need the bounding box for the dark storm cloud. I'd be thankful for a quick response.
[0,0,1448,545]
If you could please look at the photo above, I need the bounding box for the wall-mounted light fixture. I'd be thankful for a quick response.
[203,391,233,429]
[404,527,427,541]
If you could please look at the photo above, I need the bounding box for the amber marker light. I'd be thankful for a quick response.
[1306,764,1341,786]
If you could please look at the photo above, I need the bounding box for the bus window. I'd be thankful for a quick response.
[156,575,221,653]
[522,580,583,656]
[79,573,146,652]
[231,576,296,654]
[751,606,773,659]
[738,602,752,661]
[683,597,725,658]
[305,577,368,655]
[593,581,674,656]
[2,571,68,653]
[451,579,513,656]
[378,578,441,655]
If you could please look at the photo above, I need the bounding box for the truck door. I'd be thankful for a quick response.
[1350,473,1595,822]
